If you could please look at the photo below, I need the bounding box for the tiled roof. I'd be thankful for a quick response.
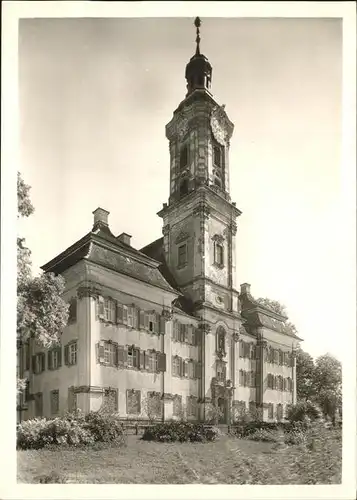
[41,227,177,294]
[240,290,302,340]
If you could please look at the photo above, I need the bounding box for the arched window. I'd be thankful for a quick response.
[216,326,226,354]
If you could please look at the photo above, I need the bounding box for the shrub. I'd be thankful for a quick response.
[17,418,49,450]
[84,411,125,445]
[287,401,322,423]
[142,422,219,443]
[248,429,281,443]
[17,410,126,450]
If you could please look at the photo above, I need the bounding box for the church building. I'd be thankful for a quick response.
[17,18,301,424]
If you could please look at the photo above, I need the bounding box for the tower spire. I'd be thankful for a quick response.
[185,17,212,96]
[194,16,201,55]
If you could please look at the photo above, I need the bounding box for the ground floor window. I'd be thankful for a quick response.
[34,392,43,417]
[173,395,182,417]
[267,403,274,419]
[187,396,198,417]
[50,389,59,414]
[126,389,141,415]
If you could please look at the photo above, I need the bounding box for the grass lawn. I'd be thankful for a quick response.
[17,431,342,484]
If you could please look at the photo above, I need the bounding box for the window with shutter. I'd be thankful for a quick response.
[268,403,274,419]
[57,347,62,368]
[147,351,157,372]
[116,345,127,368]
[183,359,188,377]
[188,360,194,378]
[103,342,116,366]
[68,342,77,365]
[184,324,189,343]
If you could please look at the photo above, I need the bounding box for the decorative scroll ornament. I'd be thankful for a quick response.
[177,118,189,140]
[210,105,233,146]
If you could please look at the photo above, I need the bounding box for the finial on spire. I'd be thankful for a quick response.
[194,17,201,55]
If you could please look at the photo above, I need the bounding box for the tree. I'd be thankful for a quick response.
[313,354,342,424]
[17,173,69,390]
[296,347,316,401]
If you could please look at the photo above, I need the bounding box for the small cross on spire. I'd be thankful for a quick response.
[194,16,201,55]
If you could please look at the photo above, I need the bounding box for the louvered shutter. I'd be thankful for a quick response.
[98,341,105,364]
[139,310,145,329]
[41,353,46,372]
[144,313,149,330]
[140,350,145,370]
[97,296,105,320]
[117,303,124,324]
[154,313,160,335]
[158,353,166,372]
[57,346,62,368]
[136,390,141,413]
[123,306,128,325]
[159,315,166,335]
[144,351,150,371]
[183,360,188,377]
[64,345,69,365]
[48,351,52,370]
[133,307,138,329]
[173,320,178,341]
[183,325,188,343]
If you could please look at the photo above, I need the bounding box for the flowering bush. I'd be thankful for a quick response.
[17,418,49,450]
[17,411,126,450]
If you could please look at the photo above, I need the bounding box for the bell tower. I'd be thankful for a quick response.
[158,17,242,318]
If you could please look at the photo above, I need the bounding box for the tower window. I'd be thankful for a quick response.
[213,145,223,169]
[180,144,188,170]
[214,242,224,267]
[178,243,188,268]
[179,179,189,198]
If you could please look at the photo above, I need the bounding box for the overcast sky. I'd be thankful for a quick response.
[18,16,344,359]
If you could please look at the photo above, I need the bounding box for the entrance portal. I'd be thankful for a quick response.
[217,397,227,424]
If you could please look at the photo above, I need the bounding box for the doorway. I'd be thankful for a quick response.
[217,397,227,424]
